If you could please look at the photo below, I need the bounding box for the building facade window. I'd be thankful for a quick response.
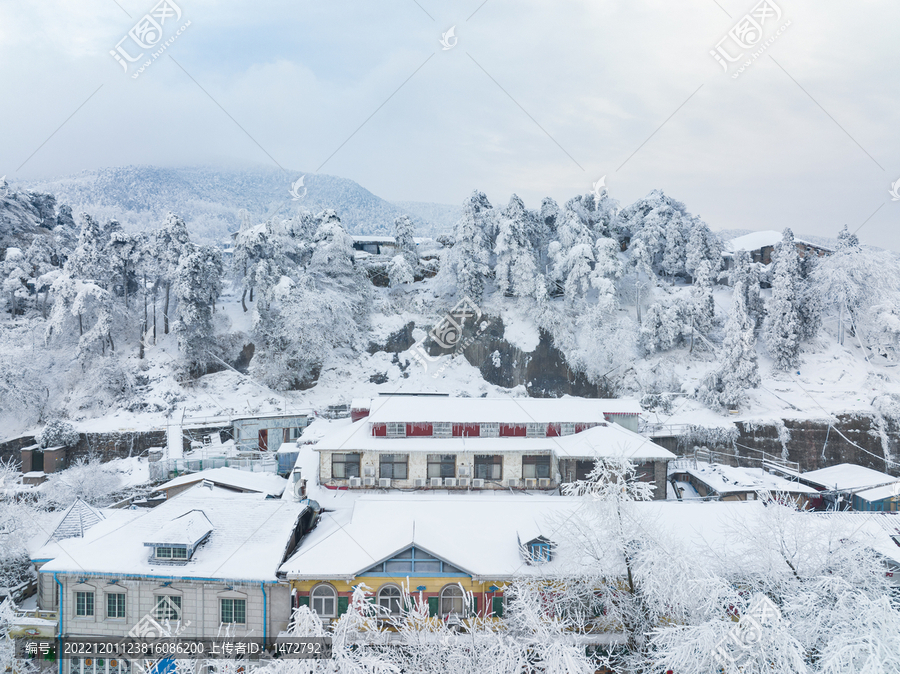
[479,422,499,438]
[106,593,126,619]
[432,422,452,438]
[75,591,94,617]
[311,584,337,618]
[362,546,464,575]
[439,585,465,617]
[522,455,551,479]
[154,595,182,621]
[156,547,188,560]
[560,422,576,436]
[386,422,406,438]
[525,423,545,438]
[530,542,552,563]
[379,454,408,480]
[377,585,402,615]
[332,453,361,479]
[474,455,503,480]
[221,599,246,624]
[427,455,456,479]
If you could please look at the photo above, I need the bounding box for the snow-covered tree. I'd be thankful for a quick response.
[447,191,494,302]
[494,194,540,299]
[702,250,760,408]
[590,237,624,313]
[393,214,418,270]
[690,258,716,335]
[36,419,79,448]
[684,217,723,279]
[39,455,122,508]
[812,226,900,353]
[388,254,414,288]
[150,214,191,332]
[764,229,803,370]
[639,297,690,354]
[172,245,223,372]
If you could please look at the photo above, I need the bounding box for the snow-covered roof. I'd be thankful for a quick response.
[311,418,673,460]
[143,510,213,548]
[547,423,675,461]
[675,463,818,495]
[48,498,106,541]
[352,235,396,243]
[800,463,898,491]
[854,482,900,503]
[361,396,641,424]
[281,498,835,581]
[723,230,831,254]
[153,467,288,496]
[280,495,583,580]
[277,441,300,455]
[231,410,312,422]
[38,489,307,582]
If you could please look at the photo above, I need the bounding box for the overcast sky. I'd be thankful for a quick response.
[1,0,898,247]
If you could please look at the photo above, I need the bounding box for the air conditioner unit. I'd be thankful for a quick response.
[378,478,391,488]
[506,479,519,488]
[471,478,485,489]
[414,478,427,488]
[363,477,376,487]
[458,466,469,477]
[444,478,457,487]
[364,466,375,477]
[538,478,551,488]
[457,477,469,488]
[524,478,537,489]
[430,477,443,487]
[349,477,362,488]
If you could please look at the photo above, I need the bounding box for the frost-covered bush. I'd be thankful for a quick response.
[39,456,121,508]
[36,419,79,448]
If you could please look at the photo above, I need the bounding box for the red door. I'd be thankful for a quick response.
[258,429,268,451]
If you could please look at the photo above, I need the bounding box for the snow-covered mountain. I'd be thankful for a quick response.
[18,165,459,243]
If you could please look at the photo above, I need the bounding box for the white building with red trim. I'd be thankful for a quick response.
[316,396,674,498]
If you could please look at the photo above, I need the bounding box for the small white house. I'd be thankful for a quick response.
[33,488,311,674]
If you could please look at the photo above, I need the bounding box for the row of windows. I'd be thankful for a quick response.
[373,422,598,438]
[309,584,469,618]
[332,453,552,481]
[73,592,245,624]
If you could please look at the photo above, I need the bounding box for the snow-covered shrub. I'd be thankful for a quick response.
[36,419,79,448]
[39,456,121,508]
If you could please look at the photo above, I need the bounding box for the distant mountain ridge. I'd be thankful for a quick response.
[19,165,460,243]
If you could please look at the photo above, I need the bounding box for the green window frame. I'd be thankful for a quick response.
[154,595,182,621]
[106,593,125,619]
[75,591,94,617]
[221,598,246,624]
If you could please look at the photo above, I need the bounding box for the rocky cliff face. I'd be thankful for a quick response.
[370,315,612,398]
[662,414,900,476]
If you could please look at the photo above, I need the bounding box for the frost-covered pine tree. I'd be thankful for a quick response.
[660,212,686,278]
[388,254,414,288]
[494,194,539,299]
[764,229,802,370]
[172,245,223,372]
[711,250,760,407]
[591,237,623,313]
[393,214,418,270]
[150,213,191,333]
[684,216,722,279]
[447,191,494,302]
[690,258,716,335]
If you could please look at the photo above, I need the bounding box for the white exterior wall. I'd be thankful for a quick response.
[319,450,558,490]
[52,575,290,641]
